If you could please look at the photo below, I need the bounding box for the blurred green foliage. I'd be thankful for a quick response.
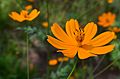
[0,54,27,79]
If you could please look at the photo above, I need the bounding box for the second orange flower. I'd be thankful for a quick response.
[9,9,40,22]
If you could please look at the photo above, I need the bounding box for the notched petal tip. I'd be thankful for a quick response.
[51,23,59,30]
[83,22,97,45]
[37,11,40,14]
[69,18,75,21]
[89,22,95,24]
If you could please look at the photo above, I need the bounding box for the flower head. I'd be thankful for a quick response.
[49,59,58,66]
[42,22,48,28]
[108,27,120,33]
[107,0,114,3]
[9,9,40,22]
[98,12,116,27]
[47,19,115,59]
[58,57,69,62]
[25,5,32,11]
[27,0,34,2]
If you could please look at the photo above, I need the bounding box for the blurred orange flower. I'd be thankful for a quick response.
[49,59,58,66]
[42,22,48,28]
[9,9,40,22]
[47,19,115,59]
[29,63,34,71]
[70,76,75,79]
[58,57,69,62]
[98,12,116,27]
[25,5,32,11]
[108,27,120,33]
[107,0,114,3]
[27,0,34,2]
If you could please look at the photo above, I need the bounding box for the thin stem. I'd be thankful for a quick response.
[56,60,64,78]
[67,59,78,79]
[57,59,64,70]
[26,33,29,79]
[94,55,120,78]
[46,0,50,35]
[46,0,50,79]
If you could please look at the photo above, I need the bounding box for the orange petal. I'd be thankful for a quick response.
[98,16,105,21]
[49,59,58,66]
[9,12,25,22]
[25,5,32,11]
[91,45,114,54]
[51,23,76,45]
[82,22,97,45]
[89,32,115,46]
[20,10,28,16]
[57,47,78,58]
[65,19,79,43]
[78,48,96,59]
[28,9,40,21]
[47,35,74,49]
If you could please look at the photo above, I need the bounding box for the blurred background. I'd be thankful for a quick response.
[0,0,120,79]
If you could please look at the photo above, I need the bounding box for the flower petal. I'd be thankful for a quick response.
[82,22,97,45]
[91,45,114,54]
[78,48,96,59]
[57,47,78,58]
[47,35,74,49]
[65,19,79,43]
[89,32,115,46]
[9,12,25,22]
[66,19,80,38]
[20,10,28,16]
[51,23,76,45]
[28,9,40,21]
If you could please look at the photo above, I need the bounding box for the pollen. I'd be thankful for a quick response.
[74,29,85,47]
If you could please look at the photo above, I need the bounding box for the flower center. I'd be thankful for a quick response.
[106,19,110,23]
[74,29,85,47]
[24,14,30,18]
[22,11,30,19]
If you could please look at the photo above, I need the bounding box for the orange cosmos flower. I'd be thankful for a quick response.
[49,59,58,66]
[107,0,114,3]
[25,5,32,11]
[47,19,115,59]
[42,22,48,28]
[108,27,120,33]
[9,9,40,22]
[27,0,34,2]
[98,12,116,27]
[58,57,69,62]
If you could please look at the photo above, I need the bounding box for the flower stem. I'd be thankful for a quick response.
[46,0,50,35]
[26,33,29,79]
[67,59,78,79]
[46,0,50,79]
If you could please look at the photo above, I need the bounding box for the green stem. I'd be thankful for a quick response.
[26,33,29,79]
[67,59,78,79]
[46,0,50,35]
[46,0,50,79]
